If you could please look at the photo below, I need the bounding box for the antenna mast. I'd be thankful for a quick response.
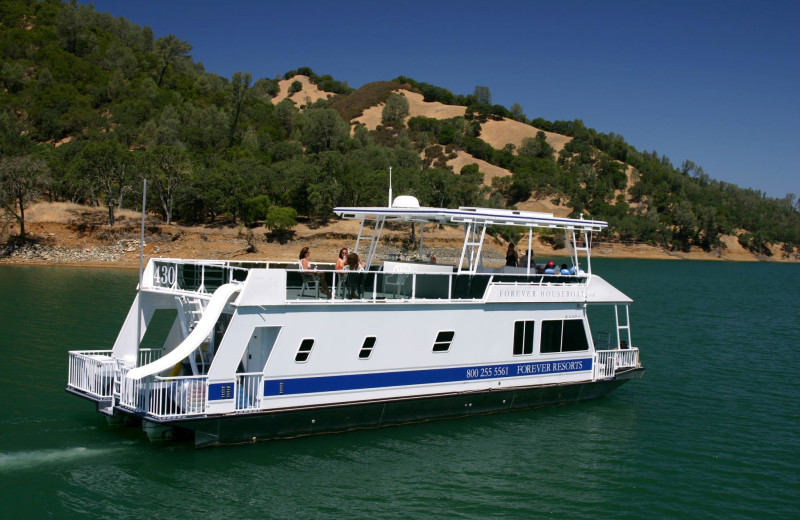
[388,166,393,207]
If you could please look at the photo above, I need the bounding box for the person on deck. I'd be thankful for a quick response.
[299,246,331,297]
[335,248,348,272]
[505,244,518,267]
[344,252,364,272]
[519,251,535,269]
[343,253,365,298]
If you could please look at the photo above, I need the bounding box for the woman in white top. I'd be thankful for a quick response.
[298,246,331,297]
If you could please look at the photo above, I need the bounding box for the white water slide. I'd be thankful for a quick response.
[126,283,241,381]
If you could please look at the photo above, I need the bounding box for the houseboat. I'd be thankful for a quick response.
[66,196,644,447]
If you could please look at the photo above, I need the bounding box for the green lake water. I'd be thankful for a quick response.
[0,261,798,519]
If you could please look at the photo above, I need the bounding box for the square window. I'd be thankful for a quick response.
[433,330,455,352]
[359,336,377,359]
[295,338,314,362]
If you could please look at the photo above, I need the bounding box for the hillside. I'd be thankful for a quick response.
[0,0,798,267]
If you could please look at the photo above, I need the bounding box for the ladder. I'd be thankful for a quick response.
[570,228,593,274]
[457,222,486,273]
[355,215,386,269]
[614,304,632,349]
[176,296,210,374]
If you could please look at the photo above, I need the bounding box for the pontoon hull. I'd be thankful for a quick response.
[159,369,644,447]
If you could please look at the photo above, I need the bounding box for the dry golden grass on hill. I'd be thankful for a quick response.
[272,75,333,106]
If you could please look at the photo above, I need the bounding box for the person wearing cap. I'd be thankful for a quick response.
[544,261,556,274]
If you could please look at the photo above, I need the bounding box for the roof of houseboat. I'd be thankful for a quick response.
[334,198,607,232]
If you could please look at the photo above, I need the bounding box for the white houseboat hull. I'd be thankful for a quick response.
[66,200,644,447]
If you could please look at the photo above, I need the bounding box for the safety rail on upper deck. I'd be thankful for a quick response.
[285,268,589,303]
[142,258,591,303]
[146,258,271,294]
[593,348,640,380]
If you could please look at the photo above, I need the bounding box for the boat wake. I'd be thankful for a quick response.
[0,446,122,472]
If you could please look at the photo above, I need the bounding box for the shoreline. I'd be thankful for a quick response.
[1,237,794,270]
[2,203,797,269]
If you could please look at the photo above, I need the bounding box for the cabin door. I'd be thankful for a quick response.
[243,326,280,373]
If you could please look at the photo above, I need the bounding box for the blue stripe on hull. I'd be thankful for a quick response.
[264,357,593,396]
[182,371,643,447]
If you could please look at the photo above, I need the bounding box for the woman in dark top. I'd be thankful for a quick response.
[505,243,518,267]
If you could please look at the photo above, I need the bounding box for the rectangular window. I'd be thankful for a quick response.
[541,320,562,353]
[295,338,314,362]
[433,331,455,352]
[562,319,589,352]
[359,336,377,359]
[540,319,589,353]
[513,320,535,355]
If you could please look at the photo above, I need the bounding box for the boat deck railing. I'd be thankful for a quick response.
[118,374,208,418]
[594,348,640,379]
[146,258,588,302]
[235,372,263,412]
[67,348,163,399]
[69,347,639,421]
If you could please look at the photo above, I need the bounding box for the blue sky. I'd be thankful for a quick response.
[84,0,799,200]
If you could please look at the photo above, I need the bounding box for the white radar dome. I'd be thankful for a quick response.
[391,195,420,208]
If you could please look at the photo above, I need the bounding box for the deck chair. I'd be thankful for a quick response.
[299,262,320,298]
[385,264,410,296]
[345,271,364,299]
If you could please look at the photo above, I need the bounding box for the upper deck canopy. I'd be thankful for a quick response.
[334,203,607,232]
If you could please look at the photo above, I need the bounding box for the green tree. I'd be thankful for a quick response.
[301,108,349,152]
[0,155,50,237]
[242,194,271,227]
[73,140,135,225]
[381,92,410,126]
[143,146,190,224]
[473,85,492,105]
[264,206,298,244]
[510,103,525,122]
[229,71,252,147]
[153,34,192,86]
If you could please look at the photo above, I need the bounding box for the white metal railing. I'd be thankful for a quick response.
[67,350,115,398]
[286,269,588,303]
[120,374,208,418]
[594,348,640,380]
[149,258,281,294]
[146,258,589,304]
[68,349,164,399]
[137,348,164,366]
[235,372,263,412]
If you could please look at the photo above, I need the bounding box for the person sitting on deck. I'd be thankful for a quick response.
[343,253,364,298]
[335,248,348,272]
[344,253,364,272]
[544,261,556,274]
[299,246,331,297]
[519,251,535,270]
[560,263,571,275]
